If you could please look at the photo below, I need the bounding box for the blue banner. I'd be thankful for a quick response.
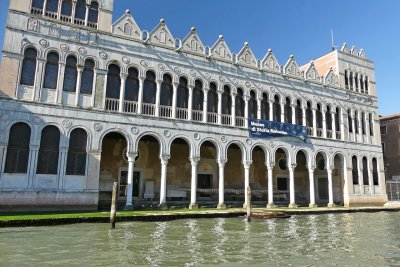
[248,118,307,141]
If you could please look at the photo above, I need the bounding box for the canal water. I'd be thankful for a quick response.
[0,212,399,266]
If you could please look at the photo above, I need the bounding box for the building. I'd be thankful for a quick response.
[380,114,400,181]
[0,0,387,211]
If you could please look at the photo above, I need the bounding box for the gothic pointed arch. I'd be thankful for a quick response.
[236,42,257,68]
[261,49,280,73]
[149,19,175,49]
[181,27,205,56]
[210,35,232,62]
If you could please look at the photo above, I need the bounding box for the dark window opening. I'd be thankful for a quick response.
[177,77,188,108]
[80,59,95,94]
[160,74,173,106]
[63,55,78,92]
[66,128,87,175]
[106,64,121,99]
[4,123,31,173]
[37,126,60,174]
[43,52,59,89]
[20,48,37,86]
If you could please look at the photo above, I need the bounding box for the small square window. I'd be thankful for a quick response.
[380,126,387,135]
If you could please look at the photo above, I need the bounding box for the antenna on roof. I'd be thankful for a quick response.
[331,29,338,51]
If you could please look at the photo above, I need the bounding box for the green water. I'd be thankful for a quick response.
[0,212,399,266]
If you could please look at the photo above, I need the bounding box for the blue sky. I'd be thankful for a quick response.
[0,0,398,115]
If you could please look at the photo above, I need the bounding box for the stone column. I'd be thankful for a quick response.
[312,108,317,137]
[357,112,363,142]
[137,76,145,114]
[365,113,371,144]
[90,69,98,108]
[74,65,84,107]
[159,155,170,208]
[189,157,200,209]
[188,85,194,121]
[0,144,6,182]
[332,110,337,139]
[341,109,347,141]
[56,62,66,104]
[217,159,227,209]
[308,165,317,208]
[268,99,274,121]
[244,96,249,128]
[367,158,374,195]
[203,88,209,123]
[266,162,275,208]
[172,82,178,119]
[288,164,297,208]
[257,98,262,120]
[327,167,335,207]
[71,0,76,22]
[155,79,162,117]
[28,145,40,189]
[33,58,46,102]
[57,147,68,190]
[351,111,356,142]
[84,3,89,26]
[280,101,285,123]
[243,161,251,208]
[85,149,102,191]
[217,89,222,124]
[118,73,128,113]
[125,152,137,209]
[42,0,48,15]
[322,108,327,138]
[231,93,236,126]
[302,106,306,127]
[291,103,296,124]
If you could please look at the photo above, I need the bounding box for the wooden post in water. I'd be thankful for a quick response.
[110,182,118,229]
[246,186,252,222]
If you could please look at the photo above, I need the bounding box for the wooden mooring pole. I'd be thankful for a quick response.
[110,182,118,229]
[246,186,252,222]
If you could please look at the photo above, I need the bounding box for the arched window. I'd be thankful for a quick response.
[192,80,203,111]
[106,64,120,99]
[284,97,291,123]
[349,72,354,90]
[248,90,257,119]
[273,95,281,122]
[80,59,95,94]
[124,23,132,35]
[20,48,37,86]
[66,128,87,175]
[362,157,369,185]
[361,112,366,135]
[326,106,332,131]
[43,52,59,89]
[335,108,340,133]
[61,0,72,18]
[75,0,86,21]
[177,77,188,108]
[348,109,353,133]
[37,126,60,174]
[354,111,359,134]
[372,158,378,185]
[125,67,139,101]
[316,104,322,129]
[63,55,78,92]
[261,93,269,120]
[161,74,173,106]
[352,156,359,185]
[88,1,99,24]
[143,71,156,104]
[46,0,58,13]
[306,101,313,127]
[235,88,244,117]
[360,75,364,93]
[344,70,349,89]
[4,123,31,173]
[32,0,44,9]
[369,113,374,136]
[207,82,218,113]
[222,85,231,115]
[365,77,369,94]
[295,100,302,125]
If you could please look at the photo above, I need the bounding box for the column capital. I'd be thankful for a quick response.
[120,72,128,80]
[203,87,210,93]
[190,156,201,165]
[59,147,69,153]
[266,161,275,169]
[188,84,195,90]
[139,75,146,81]
[243,95,250,101]
[243,160,252,168]
[29,145,40,151]
[156,79,163,85]
[307,165,316,171]
[160,154,170,164]
[77,65,84,72]
[126,152,138,161]
[217,158,227,166]
[88,149,102,155]
[173,81,180,87]
[288,163,297,171]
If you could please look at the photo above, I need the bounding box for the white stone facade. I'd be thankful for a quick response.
[0,0,387,210]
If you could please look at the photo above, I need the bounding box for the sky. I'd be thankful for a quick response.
[0,0,398,116]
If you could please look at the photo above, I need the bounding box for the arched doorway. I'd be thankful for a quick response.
[225,143,244,207]
[199,141,218,207]
[294,150,309,206]
[250,146,268,205]
[273,148,289,206]
[333,154,345,205]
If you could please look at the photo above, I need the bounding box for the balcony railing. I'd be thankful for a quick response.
[316,128,323,137]
[176,107,188,120]
[105,98,119,112]
[31,7,42,15]
[336,131,341,140]
[221,114,232,126]
[87,21,98,29]
[124,100,138,114]
[142,103,155,116]
[45,10,58,19]
[60,14,72,23]
[307,127,313,136]
[207,112,218,124]
[160,105,172,118]
[192,110,203,122]
[236,116,245,128]
[327,130,333,139]
[74,17,85,26]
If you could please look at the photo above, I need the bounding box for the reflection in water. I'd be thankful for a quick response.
[145,221,167,266]
[212,218,227,263]
[0,212,400,266]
